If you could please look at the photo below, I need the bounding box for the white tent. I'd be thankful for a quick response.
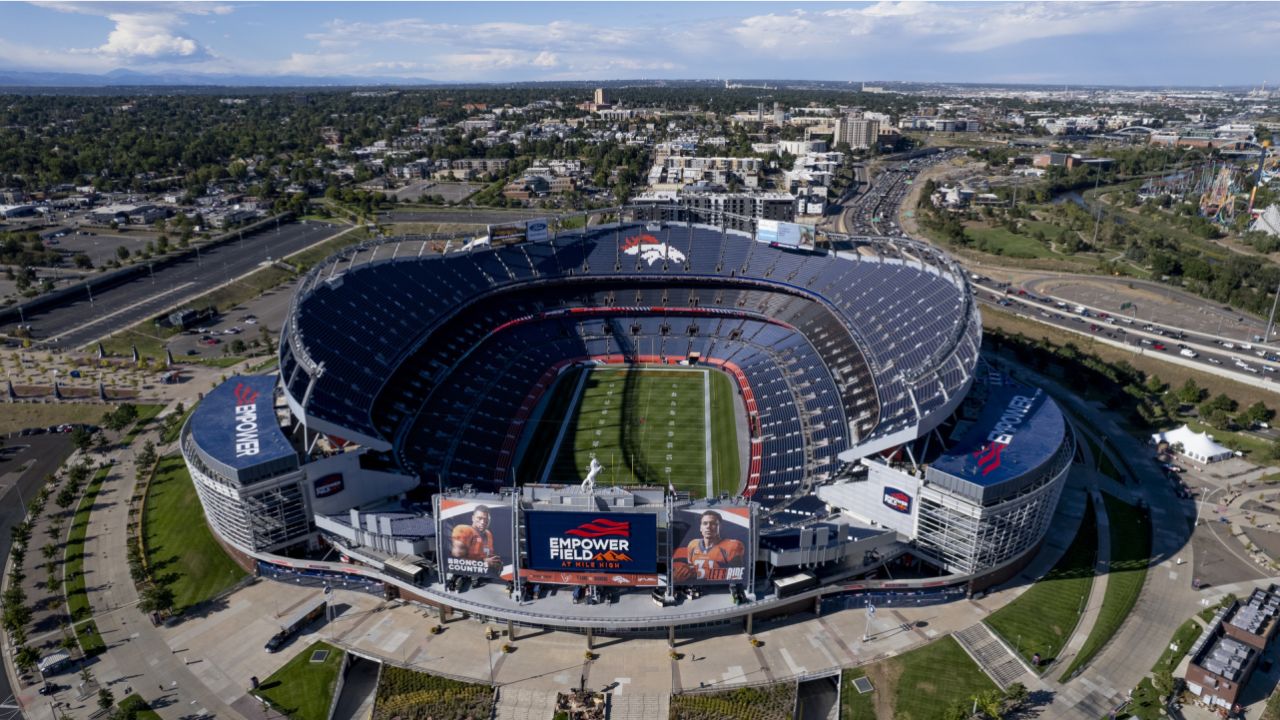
[1151,425,1234,464]
[1252,205,1280,238]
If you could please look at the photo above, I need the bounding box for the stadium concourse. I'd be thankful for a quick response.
[178,206,1072,633]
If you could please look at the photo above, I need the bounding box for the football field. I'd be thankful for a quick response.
[544,366,741,497]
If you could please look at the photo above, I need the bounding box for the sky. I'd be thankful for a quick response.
[0,1,1276,86]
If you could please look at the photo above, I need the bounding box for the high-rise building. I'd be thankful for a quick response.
[836,117,881,150]
[593,88,612,106]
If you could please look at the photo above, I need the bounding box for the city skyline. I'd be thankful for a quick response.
[0,1,1275,86]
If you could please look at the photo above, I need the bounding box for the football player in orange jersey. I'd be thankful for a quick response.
[672,510,746,583]
[449,505,502,575]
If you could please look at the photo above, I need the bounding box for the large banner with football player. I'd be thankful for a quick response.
[670,505,753,585]
[438,499,514,580]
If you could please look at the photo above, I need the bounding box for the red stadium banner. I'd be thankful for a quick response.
[520,569,660,587]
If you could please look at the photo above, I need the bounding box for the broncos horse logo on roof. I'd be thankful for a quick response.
[622,234,686,266]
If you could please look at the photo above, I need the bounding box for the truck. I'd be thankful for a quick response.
[264,596,327,653]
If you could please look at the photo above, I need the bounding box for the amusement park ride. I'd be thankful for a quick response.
[1141,142,1276,225]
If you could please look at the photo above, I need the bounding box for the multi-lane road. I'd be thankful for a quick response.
[818,146,1280,389]
[16,221,346,351]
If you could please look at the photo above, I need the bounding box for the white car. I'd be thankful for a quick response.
[244,318,259,325]
[1207,357,1223,365]
[1180,348,1198,358]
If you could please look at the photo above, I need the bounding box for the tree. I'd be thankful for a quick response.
[13,645,38,674]
[138,583,175,615]
[97,687,115,713]
[974,689,1005,719]
[70,424,93,453]
[115,245,129,261]
[137,440,157,470]
[55,485,77,511]
[1238,401,1273,428]
[1177,378,1205,405]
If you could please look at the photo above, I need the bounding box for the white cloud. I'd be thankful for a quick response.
[29,2,230,61]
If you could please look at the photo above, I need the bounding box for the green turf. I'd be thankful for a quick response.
[1061,494,1151,680]
[142,455,247,613]
[547,366,733,497]
[986,495,1098,670]
[843,635,998,719]
[117,694,162,720]
[965,226,1055,259]
[257,641,344,720]
[124,403,165,443]
[516,366,586,483]
[64,465,112,656]
[159,403,197,444]
[838,667,876,720]
[708,370,741,496]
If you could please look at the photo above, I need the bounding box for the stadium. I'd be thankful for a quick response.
[180,205,1073,633]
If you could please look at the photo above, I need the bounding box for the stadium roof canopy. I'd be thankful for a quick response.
[188,375,298,483]
[927,384,1066,501]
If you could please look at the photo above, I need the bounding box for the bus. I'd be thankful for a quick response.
[264,596,327,653]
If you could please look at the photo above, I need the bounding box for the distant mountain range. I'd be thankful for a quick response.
[0,68,443,88]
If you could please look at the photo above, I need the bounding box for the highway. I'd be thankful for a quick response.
[823,146,1280,389]
[835,150,963,236]
[17,220,346,351]
[972,278,1280,381]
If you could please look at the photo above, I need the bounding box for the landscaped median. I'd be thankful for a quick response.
[372,664,495,720]
[985,495,1098,670]
[670,681,796,720]
[64,463,113,656]
[1061,493,1152,680]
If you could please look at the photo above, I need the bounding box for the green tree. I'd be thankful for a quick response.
[70,424,93,453]
[1177,378,1205,405]
[1238,401,1273,428]
[14,645,38,674]
[97,687,115,713]
[138,583,175,615]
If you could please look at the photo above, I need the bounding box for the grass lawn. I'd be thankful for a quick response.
[117,694,161,720]
[547,366,737,498]
[965,225,1055,259]
[841,635,998,719]
[159,403,196,444]
[0,403,118,436]
[1062,494,1151,680]
[98,326,177,360]
[257,641,344,720]
[1097,451,1123,483]
[191,356,246,369]
[142,455,247,612]
[124,403,165,443]
[64,464,112,656]
[1021,220,1073,243]
[986,495,1097,669]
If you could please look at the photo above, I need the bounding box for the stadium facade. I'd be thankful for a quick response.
[180,206,1074,632]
